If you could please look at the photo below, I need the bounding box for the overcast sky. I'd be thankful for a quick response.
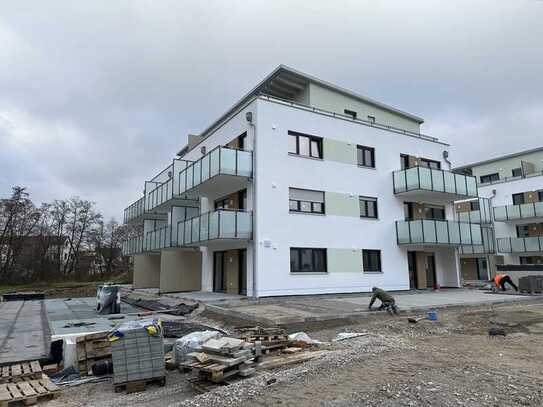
[1,0,542,220]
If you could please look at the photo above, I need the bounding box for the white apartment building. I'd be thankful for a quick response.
[122,65,482,297]
[455,147,543,282]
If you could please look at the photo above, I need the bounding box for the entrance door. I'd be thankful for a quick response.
[477,258,488,280]
[238,249,247,295]
[213,251,226,293]
[408,251,418,289]
[426,254,437,288]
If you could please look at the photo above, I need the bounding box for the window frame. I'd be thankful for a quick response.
[359,196,378,219]
[289,188,325,215]
[288,131,323,159]
[419,158,441,170]
[512,167,523,177]
[362,249,382,273]
[290,248,327,274]
[480,173,499,184]
[357,145,376,168]
[512,193,525,205]
[538,190,543,202]
[516,224,530,238]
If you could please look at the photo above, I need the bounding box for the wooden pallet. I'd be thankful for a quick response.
[76,331,112,376]
[182,359,255,383]
[114,376,166,394]
[0,376,60,406]
[187,376,231,393]
[0,362,42,384]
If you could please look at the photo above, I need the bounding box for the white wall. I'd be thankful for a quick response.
[253,97,454,296]
[471,150,543,181]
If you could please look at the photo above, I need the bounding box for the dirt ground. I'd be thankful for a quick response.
[44,301,543,407]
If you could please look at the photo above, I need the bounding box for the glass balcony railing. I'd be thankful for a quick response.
[146,178,174,211]
[396,219,482,246]
[178,146,252,196]
[122,235,143,255]
[393,166,477,198]
[497,236,543,253]
[459,227,495,255]
[456,198,492,224]
[177,209,252,246]
[493,201,543,222]
[145,225,172,251]
[124,197,145,223]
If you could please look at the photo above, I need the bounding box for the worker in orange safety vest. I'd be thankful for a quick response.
[493,273,519,292]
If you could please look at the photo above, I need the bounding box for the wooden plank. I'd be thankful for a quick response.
[27,380,47,395]
[39,378,60,393]
[29,362,41,374]
[17,381,37,397]
[11,365,21,377]
[0,384,11,402]
[7,383,23,399]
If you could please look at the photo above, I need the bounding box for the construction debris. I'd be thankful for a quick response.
[408,316,427,324]
[0,375,61,406]
[332,332,368,342]
[238,327,289,354]
[174,331,222,363]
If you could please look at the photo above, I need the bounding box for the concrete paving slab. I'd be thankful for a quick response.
[208,289,543,326]
[0,300,49,365]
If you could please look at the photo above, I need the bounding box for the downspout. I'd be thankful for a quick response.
[247,111,258,299]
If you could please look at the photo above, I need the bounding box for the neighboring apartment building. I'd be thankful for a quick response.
[455,147,543,282]
[121,65,482,297]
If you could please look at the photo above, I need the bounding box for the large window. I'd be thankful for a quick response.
[359,196,378,219]
[480,173,499,184]
[517,225,530,238]
[362,249,382,273]
[289,188,325,214]
[512,168,523,177]
[290,248,327,273]
[512,193,525,205]
[539,190,543,202]
[357,145,375,168]
[419,158,441,169]
[424,204,446,220]
[288,131,323,159]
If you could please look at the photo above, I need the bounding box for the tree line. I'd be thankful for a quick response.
[0,186,135,284]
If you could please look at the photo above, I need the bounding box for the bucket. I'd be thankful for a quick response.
[427,309,438,321]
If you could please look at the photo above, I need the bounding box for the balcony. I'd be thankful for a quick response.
[122,235,143,255]
[396,219,482,246]
[176,209,252,247]
[178,146,252,199]
[144,225,173,252]
[393,167,478,203]
[497,237,543,253]
[124,196,166,224]
[455,198,492,225]
[493,202,543,222]
[459,227,495,255]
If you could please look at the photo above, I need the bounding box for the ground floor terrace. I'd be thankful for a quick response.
[133,244,466,298]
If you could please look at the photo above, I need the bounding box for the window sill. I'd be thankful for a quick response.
[357,165,377,170]
[290,272,328,275]
[363,271,383,274]
[289,211,325,216]
[360,217,379,221]
[288,153,324,161]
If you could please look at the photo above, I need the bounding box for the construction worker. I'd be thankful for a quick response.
[493,273,519,292]
[368,287,398,314]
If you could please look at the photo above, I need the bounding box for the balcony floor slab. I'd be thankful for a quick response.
[395,189,477,204]
[180,174,251,201]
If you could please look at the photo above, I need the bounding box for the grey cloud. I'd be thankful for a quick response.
[0,0,542,219]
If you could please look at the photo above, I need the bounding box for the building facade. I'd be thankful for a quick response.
[455,147,543,282]
[122,65,482,297]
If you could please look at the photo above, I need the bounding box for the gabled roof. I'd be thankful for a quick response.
[178,65,424,156]
[454,146,543,171]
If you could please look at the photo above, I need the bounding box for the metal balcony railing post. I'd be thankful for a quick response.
[464,176,468,197]
[235,211,238,238]
[218,147,222,177]
[446,221,450,244]
[417,167,421,191]
[421,220,425,244]
[430,168,434,191]
[434,219,438,243]
[235,149,238,176]
[218,210,221,239]
[408,220,412,243]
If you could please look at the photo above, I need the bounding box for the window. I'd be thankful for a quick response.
[520,256,534,265]
[480,173,499,184]
[517,225,530,238]
[367,115,376,123]
[360,196,378,219]
[404,202,414,220]
[357,145,375,168]
[344,109,357,119]
[215,196,231,209]
[538,190,543,202]
[512,193,525,205]
[512,168,523,177]
[288,131,323,159]
[470,201,480,211]
[290,248,327,273]
[289,188,325,214]
[424,204,446,220]
[419,158,441,169]
[363,249,382,273]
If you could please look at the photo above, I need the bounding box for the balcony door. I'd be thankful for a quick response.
[213,251,227,293]
[408,251,418,289]
[426,254,437,288]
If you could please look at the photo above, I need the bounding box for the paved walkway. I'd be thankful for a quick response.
[207,289,543,326]
[0,301,49,365]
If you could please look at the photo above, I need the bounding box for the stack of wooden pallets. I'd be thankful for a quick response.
[237,326,289,354]
[181,337,256,385]
[76,331,112,376]
[0,361,60,406]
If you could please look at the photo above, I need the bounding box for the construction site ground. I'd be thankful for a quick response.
[43,299,543,407]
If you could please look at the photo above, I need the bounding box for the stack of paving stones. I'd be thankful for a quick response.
[111,322,165,393]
